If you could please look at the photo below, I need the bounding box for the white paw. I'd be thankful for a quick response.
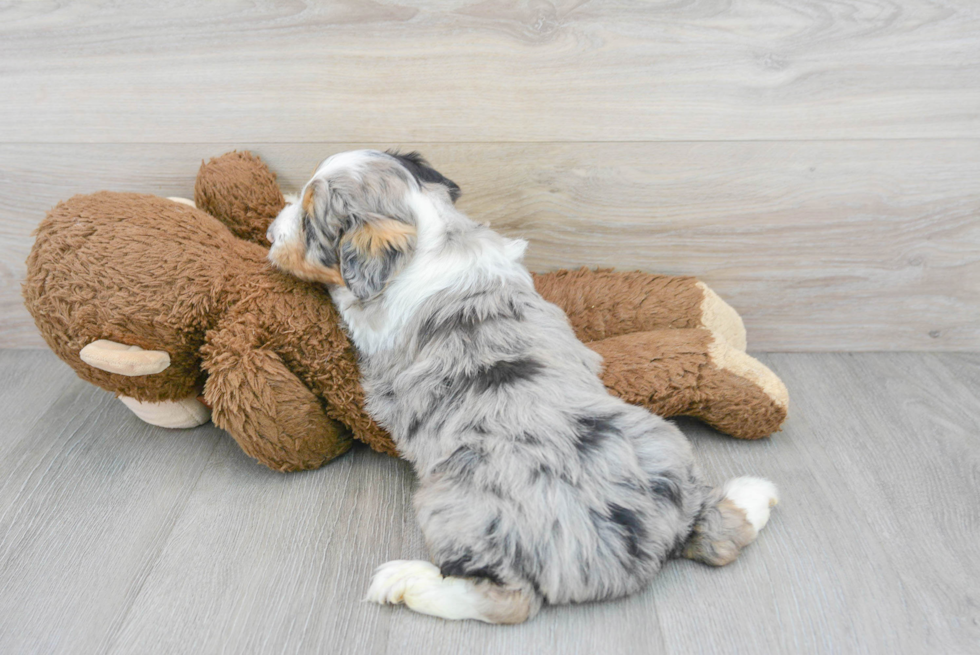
[365,560,443,606]
[724,476,779,533]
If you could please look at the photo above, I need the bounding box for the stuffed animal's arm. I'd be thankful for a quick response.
[590,328,787,439]
[201,322,352,472]
[533,268,746,350]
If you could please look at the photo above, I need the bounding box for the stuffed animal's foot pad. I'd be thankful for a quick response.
[697,282,747,351]
[119,395,211,429]
[708,338,789,412]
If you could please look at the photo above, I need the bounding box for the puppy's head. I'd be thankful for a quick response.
[266,149,459,301]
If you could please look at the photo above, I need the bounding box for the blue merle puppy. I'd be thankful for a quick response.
[266,149,779,624]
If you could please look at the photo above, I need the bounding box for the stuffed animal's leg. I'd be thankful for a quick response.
[533,268,746,350]
[202,338,352,472]
[590,328,788,439]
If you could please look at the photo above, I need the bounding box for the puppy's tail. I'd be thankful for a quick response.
[682,477,779,566]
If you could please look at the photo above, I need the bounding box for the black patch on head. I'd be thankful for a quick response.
[467,357,544,395]
[439,553,504,586]
[608,504,648,561]
[387,150,462,202]
[574,414,620,455]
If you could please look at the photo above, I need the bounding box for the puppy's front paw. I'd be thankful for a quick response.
[365,560,443,606]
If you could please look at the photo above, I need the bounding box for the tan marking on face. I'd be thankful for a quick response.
[269,234,344,286]
[345,218,416,257]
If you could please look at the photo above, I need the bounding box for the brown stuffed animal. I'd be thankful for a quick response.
[23,152,787,472]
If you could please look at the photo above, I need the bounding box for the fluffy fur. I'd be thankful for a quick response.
[277,150,782,623]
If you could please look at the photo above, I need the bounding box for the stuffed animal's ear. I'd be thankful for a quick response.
[195,151,285,247]
[338,215,416,301]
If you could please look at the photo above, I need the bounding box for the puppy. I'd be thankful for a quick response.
[267,150,779,624]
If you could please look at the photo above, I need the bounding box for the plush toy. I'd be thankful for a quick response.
[23,152,788,472]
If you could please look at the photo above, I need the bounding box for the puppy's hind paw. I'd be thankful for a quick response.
[365,559,443,606]
[723,476,779,534]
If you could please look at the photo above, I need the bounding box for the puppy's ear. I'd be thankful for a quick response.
[302,177,346,224]
[295,178,345,279]
[339,214,416,300]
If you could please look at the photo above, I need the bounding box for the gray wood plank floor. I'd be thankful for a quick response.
[0,350,976,654]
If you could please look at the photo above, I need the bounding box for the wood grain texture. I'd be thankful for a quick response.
[1,0,979,142]
[0,351,223,654]
[1,351,977,653]
[3,141,978,350]
[762,352,980,655]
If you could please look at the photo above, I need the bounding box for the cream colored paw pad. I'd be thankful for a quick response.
[697,282,747,351]
[119,395,211,429]
[708,337,789,410]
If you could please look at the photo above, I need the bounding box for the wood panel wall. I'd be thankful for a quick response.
[2,1,978,350]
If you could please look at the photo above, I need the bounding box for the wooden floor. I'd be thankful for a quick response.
[0,350,976,654]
